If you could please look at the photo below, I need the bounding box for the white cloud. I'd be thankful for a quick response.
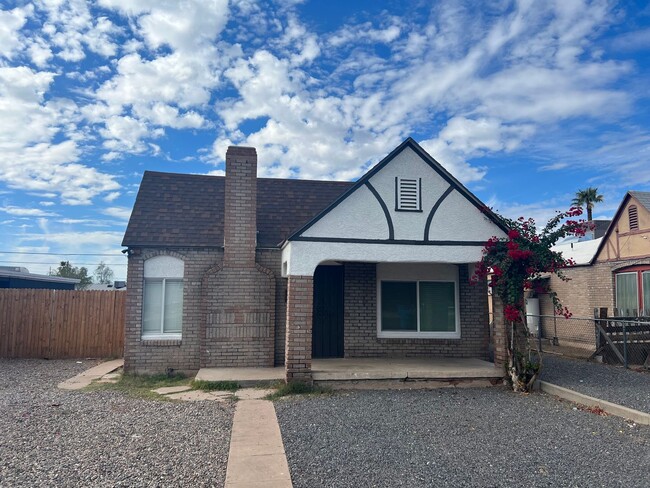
[540,162,569,171]
[102,206,132,220]
[99,115,160,155]
[99,0,229,52]
[103,191,121,202]
[0,66,121,204]
[0,5,31,59]
[39,201,55,206]
[0,205,58,217]
[329,21,402,47]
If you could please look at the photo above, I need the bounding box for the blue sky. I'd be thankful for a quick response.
[1,0,649,281]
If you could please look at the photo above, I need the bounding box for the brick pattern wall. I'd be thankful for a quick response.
[223,146,257,268]
[201,263,275,367]
[492,295,507,367]
[124,248,222,374]
[538,257,650,342]
[124,247,282,373]
[285,275,313,382]
[257,249,287,366]
[343,263,490,359]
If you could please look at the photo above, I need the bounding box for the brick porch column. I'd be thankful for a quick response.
[285,275,313,383]
[492,295,508,367]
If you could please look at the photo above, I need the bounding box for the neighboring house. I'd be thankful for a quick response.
[86,281,127,291]
[0,266,80,290]
[122,138,508,379]
[540,191,650,321]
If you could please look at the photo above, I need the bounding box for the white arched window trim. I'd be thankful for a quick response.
[142,256,184,339]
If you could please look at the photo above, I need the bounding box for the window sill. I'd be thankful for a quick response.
[141,334,182,346]
[377,331,461,339]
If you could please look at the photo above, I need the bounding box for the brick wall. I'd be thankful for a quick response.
[124,248,287,373]
[201,263,275,367]
[124,247,286,374]
[124,248,222,374]
[492,295,507,367]
[285,275,313,382]
[223,146,257,268]
[343,263,490,359]
[538,257,650,343]
[257,249,287,366]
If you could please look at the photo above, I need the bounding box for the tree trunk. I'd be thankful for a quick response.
[504,308,543,392]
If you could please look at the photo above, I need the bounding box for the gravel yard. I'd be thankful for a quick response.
[0,359,234,487]
[541,355,650,413]
[276,387,650,488]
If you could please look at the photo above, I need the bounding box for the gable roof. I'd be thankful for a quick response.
[551,237,603,266]
[591,190,650,264]
[286,137,508,241]
[629,191,650,212]
[122,171,353,248]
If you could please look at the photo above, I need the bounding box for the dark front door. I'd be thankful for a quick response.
[312,265,344,358]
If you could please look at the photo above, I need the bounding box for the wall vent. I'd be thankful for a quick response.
[628,205,639,230]
[395,177,421,212]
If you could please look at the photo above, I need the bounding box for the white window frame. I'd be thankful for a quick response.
[615,271,638,314]
[142,256,184,340]
[142,278,183,340]
[376,263,460,339]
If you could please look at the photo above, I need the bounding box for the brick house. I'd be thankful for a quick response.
[122,138,508,380]
[539,191,650,332]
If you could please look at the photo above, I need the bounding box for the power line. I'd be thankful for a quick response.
[0,251,124,256]
[0,261,127,266]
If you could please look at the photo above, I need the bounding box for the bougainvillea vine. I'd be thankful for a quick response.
[472,207,592,391]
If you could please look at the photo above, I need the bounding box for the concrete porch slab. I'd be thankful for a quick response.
[195,367,284,385]
[312,357,503,382]
[196,358,503,386]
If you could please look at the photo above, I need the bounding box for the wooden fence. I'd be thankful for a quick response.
[0,289,125,359]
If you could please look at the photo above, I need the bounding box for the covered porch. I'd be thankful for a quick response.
[196,357,502,386]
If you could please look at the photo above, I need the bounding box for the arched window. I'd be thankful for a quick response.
[142,256,184,338]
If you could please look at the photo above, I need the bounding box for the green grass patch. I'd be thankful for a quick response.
[265,381,331,400]
[86,372,190,401]
[191,380,239,392]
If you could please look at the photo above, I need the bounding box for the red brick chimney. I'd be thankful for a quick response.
[224,146,257,268]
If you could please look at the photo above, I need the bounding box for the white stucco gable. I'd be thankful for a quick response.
[292,139,505,244]
[282,138,507,276]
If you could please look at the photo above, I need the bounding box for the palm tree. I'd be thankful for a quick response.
[572,187,604,221]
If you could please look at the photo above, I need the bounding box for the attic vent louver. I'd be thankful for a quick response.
[395,177,421,212]
[629,205,639,230]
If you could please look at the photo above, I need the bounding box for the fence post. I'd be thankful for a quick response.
[596,308,607,353]
[552,311,559,346]
[622,320,628,369]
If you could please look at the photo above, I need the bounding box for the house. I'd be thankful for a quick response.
[0,266,80,290]
[86,281,127,291]
[539,191,650,338]
[122,138,508,380]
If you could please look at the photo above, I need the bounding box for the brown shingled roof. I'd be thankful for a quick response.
[122,171,353,248]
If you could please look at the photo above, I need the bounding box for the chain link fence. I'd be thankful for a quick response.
[527,312,650,368]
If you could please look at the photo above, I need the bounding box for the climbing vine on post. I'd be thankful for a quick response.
[472,207,589,392]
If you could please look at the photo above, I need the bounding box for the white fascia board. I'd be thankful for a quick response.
[282,240,484,277]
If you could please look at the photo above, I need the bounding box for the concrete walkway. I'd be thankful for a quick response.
[225,388,292,488]
[58,358,123,390]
